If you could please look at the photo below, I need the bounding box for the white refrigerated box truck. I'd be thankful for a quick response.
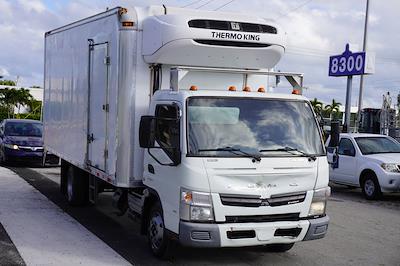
[43,5,330,258]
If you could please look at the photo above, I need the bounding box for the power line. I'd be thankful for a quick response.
[182,0,207,8]
[275,0,314,20]
[196,0,216,9]
[214,0,236,11]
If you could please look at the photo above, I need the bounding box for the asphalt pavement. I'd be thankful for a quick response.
[3,165,400,266]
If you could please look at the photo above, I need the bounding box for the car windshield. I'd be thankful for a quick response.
[355,137,400,155]
[5,122,43,137]
[187,97,324,157]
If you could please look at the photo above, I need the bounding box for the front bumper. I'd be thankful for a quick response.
[179,215,329,248]
[3,147,58,164]
[4,147,43,161]
[379,172,400,192]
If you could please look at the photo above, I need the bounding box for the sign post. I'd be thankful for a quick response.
[329,44,375,132]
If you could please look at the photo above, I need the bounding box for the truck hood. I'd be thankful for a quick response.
[4,136,43,147]
[364,153,400,164]
[203,157,318,198]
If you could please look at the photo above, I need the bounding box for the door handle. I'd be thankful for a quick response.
[148,164,155,174]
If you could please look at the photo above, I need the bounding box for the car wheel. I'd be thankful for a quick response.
[266,243,295,252]
[0,149,8,166]
[66,165,88,206]
[361,173,382,200]
[147,202,174,259]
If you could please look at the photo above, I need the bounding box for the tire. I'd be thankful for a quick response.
[60,160,69,195]
[66,165,89,206]
[147,202,174,259]
[0,148,9,166]
[361,172,382,200]
[266,243,295,252]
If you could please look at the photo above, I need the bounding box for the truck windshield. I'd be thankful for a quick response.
[187,97,324,157]
[355,137,400,155]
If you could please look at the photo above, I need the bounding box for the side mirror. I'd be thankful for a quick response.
[342,149,354,156]
[139,116,155,148]
[326,147,337,165]
[329,121,340,147]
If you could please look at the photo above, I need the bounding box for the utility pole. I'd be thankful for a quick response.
[356,0,370,131]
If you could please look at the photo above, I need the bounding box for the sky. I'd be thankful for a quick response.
[0,0,399,108]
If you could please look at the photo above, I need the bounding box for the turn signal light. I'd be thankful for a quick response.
[258,87,266,93]
[189,85,198,91]
[228,86,237,91]
[122,21,134,27]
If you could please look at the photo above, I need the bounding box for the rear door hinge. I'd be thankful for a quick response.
[104,56,111,65]
[104,149,108,159]
[87,133,94,143]
[102,104,109,112]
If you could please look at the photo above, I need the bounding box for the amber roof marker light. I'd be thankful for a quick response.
[258,87,266,93]
[189,85,198,91]
[292,89,302,95]
[243,86,251,92]
[228,86,237,91]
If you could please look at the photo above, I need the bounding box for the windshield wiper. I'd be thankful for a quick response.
[198,147,261,162]
[259,146,317,161]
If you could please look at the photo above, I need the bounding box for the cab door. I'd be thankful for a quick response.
[142,102,183,233]
[331,138,357,185]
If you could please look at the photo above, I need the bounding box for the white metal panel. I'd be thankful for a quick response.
[88,42,109,171]
[142,13,286,69]
[43,10,122,181]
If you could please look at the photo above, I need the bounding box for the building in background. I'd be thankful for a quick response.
[0,85,43,114]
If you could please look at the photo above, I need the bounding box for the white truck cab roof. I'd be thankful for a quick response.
[153,89,308,103]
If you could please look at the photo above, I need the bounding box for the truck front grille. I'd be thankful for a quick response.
[225,213,300,223]
[220,192,306,207]
[191,231,211,240]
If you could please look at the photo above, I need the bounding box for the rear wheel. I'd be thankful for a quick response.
[66,165,89,206]
[147,202,174,259]
[361,172,382,200]
[266,243,295,252]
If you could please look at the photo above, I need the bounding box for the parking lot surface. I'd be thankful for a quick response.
[3,166,400,266]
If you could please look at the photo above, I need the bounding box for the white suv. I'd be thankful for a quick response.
[327,133,400,199]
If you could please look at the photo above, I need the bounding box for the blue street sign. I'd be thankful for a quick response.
[329,44,366,77]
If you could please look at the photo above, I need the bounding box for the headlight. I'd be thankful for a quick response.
[308,187,331,217]
[180,188,214,222]
[4,144,19,150]
[381,163,400,173]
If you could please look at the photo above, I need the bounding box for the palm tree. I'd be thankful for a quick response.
[324,99,342,120]
[310,98,323,115]
[0,88,34,118]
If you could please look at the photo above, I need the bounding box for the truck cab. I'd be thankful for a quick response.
[139,85,330,255]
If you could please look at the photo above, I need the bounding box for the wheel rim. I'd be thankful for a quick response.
[149,211,164,251]
[67,170,73,201]
[364,179,375,196]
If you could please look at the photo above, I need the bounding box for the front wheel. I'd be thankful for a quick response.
[361,173,382,200]
[266,243,295,252]
[147,202,174,259]
[0,149,9,165]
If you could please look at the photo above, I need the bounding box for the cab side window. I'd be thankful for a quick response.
[338,138,356,157]
[155,104,180,158]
